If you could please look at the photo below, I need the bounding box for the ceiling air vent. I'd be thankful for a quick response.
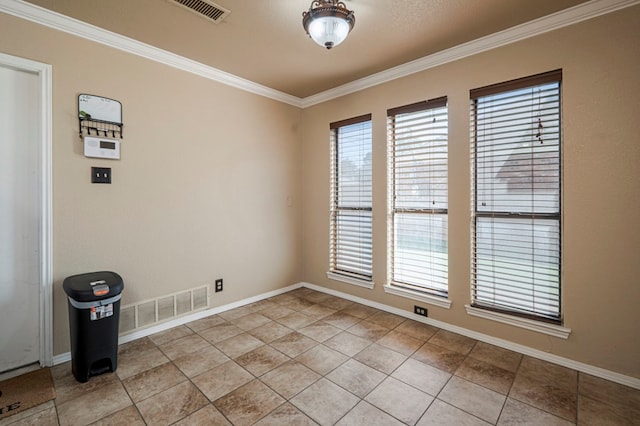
[170,0,230,24]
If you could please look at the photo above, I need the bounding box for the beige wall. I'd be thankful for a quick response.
[0,13,303,355]
[301,6,640,379]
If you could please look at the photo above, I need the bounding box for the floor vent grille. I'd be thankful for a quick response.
[170,0,230,24]
[119,284,210,334]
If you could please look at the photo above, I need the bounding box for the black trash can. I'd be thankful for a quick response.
[63,271,124,383]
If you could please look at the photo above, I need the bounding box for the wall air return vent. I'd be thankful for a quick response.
[170,0,230,24]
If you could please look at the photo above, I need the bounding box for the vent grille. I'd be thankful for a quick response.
[119,284,211,335]
[170,0,230,23]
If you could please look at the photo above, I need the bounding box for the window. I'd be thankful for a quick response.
[470,70,562,323]
[329,114,373,285]
[387,98,448,297]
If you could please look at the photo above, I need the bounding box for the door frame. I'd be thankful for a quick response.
[0,52,53,368]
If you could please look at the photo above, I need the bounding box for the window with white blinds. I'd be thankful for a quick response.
[470,70,562,323]
[388,98,448,297]
[329,114,373,282]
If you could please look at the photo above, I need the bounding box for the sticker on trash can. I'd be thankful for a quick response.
[91,303,113,320]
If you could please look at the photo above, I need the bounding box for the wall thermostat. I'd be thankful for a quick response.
[84,136,120,160]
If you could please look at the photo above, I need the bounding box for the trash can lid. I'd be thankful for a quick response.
[63,271,124,302]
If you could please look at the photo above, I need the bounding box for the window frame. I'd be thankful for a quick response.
[387,97,450,301]
[470,69,563,325]
[328,114,374,288]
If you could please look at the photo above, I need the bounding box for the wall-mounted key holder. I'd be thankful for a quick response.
[78,94,123,139]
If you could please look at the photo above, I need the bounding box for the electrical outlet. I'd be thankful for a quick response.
[414,305,428,317]
[215,278,223,293]
[91,167,111,184]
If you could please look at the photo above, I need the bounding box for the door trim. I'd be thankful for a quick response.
[0,52,53,367]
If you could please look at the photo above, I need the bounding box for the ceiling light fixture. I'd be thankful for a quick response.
[302,0,355,50]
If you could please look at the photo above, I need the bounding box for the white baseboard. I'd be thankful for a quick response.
[53,280,639,390]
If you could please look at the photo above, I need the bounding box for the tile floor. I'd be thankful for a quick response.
[2,287,639,425]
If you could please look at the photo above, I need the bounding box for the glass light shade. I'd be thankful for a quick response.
[308,16,350,49]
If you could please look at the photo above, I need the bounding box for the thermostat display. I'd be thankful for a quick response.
[84,136,120,159]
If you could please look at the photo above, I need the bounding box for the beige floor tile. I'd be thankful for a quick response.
[214,379,285,425]
[295,344,349,375]
[326,359,386,398]
[340,303,379,319]
[347,320,391,341]
[324,331,372,357]
[301,291,334,305]
[439,376,506,424]
[185,314,226,333]
[89,405,145,426]
[173,404,232,425]
[122,362,187,402]
[136,381,208,425]
[469,341,522,373]
[192,360,253,401]
[117,337,156,356]
[260,360,321,399]
[235,345,290,376]
[253,402,317,426]
[498,397,574,425]
[577,395,635,426]
[336,400,405,426]
[56,381,132,426]
[148,325,194,346]
[230,312,272,331]
[365,376,434,425]
[377,329,424,356]
[417,399,491,426]
[319,296,355,311]
[197,322,244,344]
[279,297,316,312]
[116,345,170,380]
[579,372,640,416]
[158,333,211,360]
[300,304,336,320]
[429,330,477,355]
[366,311,406,329]
[510,369,577,421]
[456,356,516,395]
[322,311,362,330]
[248,321,293,343]
[517,356,577,391]
[247,299,280,312]
[275,312,316,330]
[256,304,296,320]
[394,319,439,341]
[298,321,342,342]
[270,332,318,357]
[51,364,119,405]
[0,401,57,426]
[290,378,360,426]
[215,333,265,359]
[392,358,451,396]
[173,345,229,378]
[412,341,467,374]
[353,343,407,374]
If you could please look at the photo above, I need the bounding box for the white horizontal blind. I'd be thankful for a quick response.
[470,70,562,322]
[330,115,373,280]
[388,98,448,297]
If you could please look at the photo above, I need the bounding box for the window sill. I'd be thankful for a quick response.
[383,284,452,309]
[326,271,374,289]
[464,305,571,339]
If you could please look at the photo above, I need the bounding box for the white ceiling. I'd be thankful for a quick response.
[21,0,602,98]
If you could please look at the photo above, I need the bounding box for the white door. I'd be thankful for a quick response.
[0,64,41,373]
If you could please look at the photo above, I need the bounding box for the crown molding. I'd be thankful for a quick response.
[1,0,638,109]
[0,0,304,107]
[300,0,640,107]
